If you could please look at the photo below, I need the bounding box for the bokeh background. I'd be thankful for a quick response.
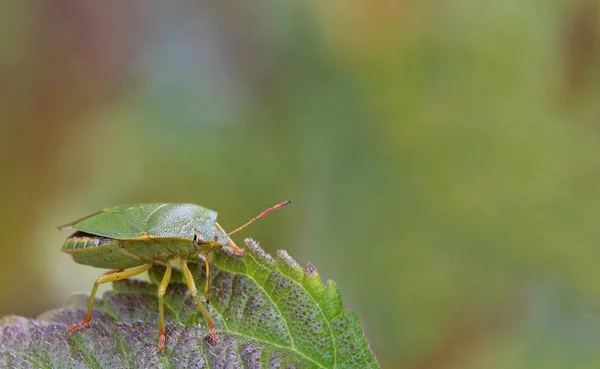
[3,1,600,368]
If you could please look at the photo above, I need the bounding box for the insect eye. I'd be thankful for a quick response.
[213,235,219,243]
[193,232,205,246]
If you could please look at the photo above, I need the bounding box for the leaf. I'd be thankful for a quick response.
[0,239,379,369]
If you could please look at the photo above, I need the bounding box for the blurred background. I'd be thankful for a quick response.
[2,0,600,368]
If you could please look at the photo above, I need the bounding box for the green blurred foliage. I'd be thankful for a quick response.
[2,1,600,368]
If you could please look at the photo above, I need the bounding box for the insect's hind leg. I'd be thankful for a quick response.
[180,257,218,344]
[157,262,172,352]
[67,263,153,333]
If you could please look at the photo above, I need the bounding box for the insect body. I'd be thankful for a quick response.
[59,201,290,352]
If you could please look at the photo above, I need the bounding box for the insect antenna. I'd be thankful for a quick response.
[227,200,291,236]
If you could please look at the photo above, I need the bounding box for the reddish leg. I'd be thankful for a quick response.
[157,262,172,352]
[67,264,152,333]
[66,270,123,333]
[181,257,219,344]
[67,318,91,333]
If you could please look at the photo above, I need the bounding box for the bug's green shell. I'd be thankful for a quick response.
[61,204,230,269]
[65,203,217,240]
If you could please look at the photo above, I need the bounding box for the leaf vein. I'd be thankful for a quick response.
[245,254,296,350]
[217,253,339,367]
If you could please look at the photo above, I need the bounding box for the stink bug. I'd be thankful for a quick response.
[58,201,290,352]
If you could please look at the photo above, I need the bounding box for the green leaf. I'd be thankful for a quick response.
[0,239,378,368]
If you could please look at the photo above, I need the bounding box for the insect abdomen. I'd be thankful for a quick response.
[62,231,113,252]
[62,231,146,269]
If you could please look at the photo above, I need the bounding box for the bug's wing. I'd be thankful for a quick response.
[58,204,161,239]
[59,203,217,240]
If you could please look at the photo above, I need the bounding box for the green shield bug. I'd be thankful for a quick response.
[58,201,290,352]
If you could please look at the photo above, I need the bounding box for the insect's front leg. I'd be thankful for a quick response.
[180,257,218,344]
[204,253,211,304]
[215,222,244,255]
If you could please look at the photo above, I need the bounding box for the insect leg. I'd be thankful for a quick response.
[215,222,244,255]
[180,257,218,344]
[157,262,172,352]
[204,253,211,304]
[67,263,153,334]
